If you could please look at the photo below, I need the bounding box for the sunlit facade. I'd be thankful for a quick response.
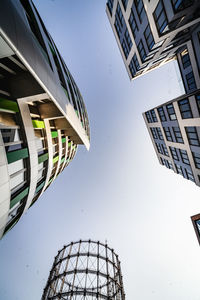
[0,0,90,238]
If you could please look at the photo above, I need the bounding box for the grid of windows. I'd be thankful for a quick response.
[170,147,179,161]
[116,3,124,27]
[156,142,163,154]
[171,0,194,12]
[186,71,197,91]
[175,163,184,176]
[144,24,155,50]
[178,98,193,119]
[137,40,147,62]
[114,18,121,39]
[157,106,166,121]
[162,144,169,156]
[180,149,190,165]
[122,39,130,59]
[173,126,184,143]
[107,0,114,15]
[129,54,140,76]
[196,94,200,114]
[153,0,168,34]
[185,126,200,146]
[185,168,195,182]
[163,127,173,141]
[145,111,152,123]
[161,158,174,170]
[192,151,200,169]
[134,0,146,23]
[150,128,158,139]
[121,0,128,10]
[166,103,176,120]
[180,48,191,69]
[150,109,157,122]
[125,29,133,52]
[156,127,164,140]
[128,10,138,38]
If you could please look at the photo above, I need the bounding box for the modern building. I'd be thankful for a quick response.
[106,0,200,81]
[191,213,200,245]
[143,89,200,187]
[42,240,125,300]
[0,0,90,238]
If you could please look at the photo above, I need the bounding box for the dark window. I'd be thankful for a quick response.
[185,126,200,146]
[137,40,146,62]
[178,98,192,119]
[171,0,194,12]
[156,127,164,140]
[180,48,191,69]
[162,144,169,156]
[186,71,196,91]
[166,103,176,120]
[129,54,140,76]
[129,10,138,38]
[144,24,155,50]
[173,126,184,143]
[192,151,200,169]
[121,0,128,10]
[163,127,173,141]
[150,109,157,122]
[116,3,124,27]
[114,18,122,39]
[134,0,146,22]
[156,142,163,154]
[107,0,114,16]
[170,147,179,160]
[150,128,158,139]
[168,160,174,170]
[153,0,168,34]
[175,163,184,176]
[196,94,200,114]
[158,106,166,121]
[125,29,133,52]
[185,168,195,182]
[145,111,152,123]
[121,39,129,59]
[180,149,190,165]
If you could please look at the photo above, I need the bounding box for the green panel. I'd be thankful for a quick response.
[7,148,29,164]
[10,187,29,209]
[53,155,59,164]
[68,142,71,147]
[51,131,58,138]
[0,98,19,112]
[60,157,65,164]
[62,137,66,143]
[38,152,49,164]
[48,178,53,184]
[32,119,45,129]
[35,181,45,194]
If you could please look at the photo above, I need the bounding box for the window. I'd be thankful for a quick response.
[129,54,140,77]
[137,40,146,62]
[134,0,146,22]
[116,3,124,27]
[185,127,200,146]
[178,98,192,119]
[180,149,190,165]
[144,24,155,50]
[186,71,196,91]
[114,18,121,39]
[150,128,158,139]
[150,109,157,122]
[192,151,200,169]
[153,0,168,34]
[158,106,166,121]
[162,144,169,156]
[196,94,200,114]
[121,0,128,10]
[107,0,114,15]
[173,126,184,143]
[175,163,184,176]
[171,0,194,12]
[185,168,195,182]
[124,29,132,52]
[155,142,163,154]
[180,48,191,69]
[166,103,176,120]
[121,39,129,59]
[145,111,152,123]
[129,10,138,38]
[168,160,174,170]
[170,147,179,160]
[156,127,164,140]
[163,127,173,141]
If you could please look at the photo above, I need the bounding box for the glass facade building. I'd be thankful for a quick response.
[191,214,200,245]
[0,0,90,238]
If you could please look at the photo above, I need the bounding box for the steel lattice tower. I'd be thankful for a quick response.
[42,240,125,300]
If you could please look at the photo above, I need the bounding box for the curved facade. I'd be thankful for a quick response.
[0,0,90,237]
[42,240,125,300]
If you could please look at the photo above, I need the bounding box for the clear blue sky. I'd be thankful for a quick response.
[0,1,200,299]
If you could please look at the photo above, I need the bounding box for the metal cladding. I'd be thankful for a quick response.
[42,240,126,300]
[0,0,90,238]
